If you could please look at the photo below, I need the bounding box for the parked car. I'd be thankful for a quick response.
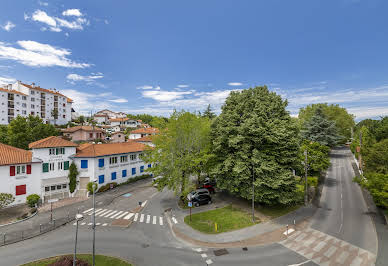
[191,194,212,207]
[187,188,210,201]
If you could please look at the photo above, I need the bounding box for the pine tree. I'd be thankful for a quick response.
[68,162,79,193]
[301,107,340,147]
[211,86,300,205]
[202,104,216,119]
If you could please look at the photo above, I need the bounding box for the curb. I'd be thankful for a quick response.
[0,210,38,228]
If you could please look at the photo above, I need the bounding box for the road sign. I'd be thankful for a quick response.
[188,201,192,208]
[48,199,58,203]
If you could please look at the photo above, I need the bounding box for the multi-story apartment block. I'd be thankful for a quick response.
[0,81,73,125]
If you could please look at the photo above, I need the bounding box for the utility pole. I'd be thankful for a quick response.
[252,163,255,223]
[92,181,96,266]
[304,150,308,206]
[359,131,362,174]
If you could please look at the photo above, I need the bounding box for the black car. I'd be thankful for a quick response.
[191,194,212,207]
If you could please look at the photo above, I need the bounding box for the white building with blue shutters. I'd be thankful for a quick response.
[71,142,152,195]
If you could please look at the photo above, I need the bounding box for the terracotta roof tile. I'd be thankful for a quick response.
[74,142,147,157]
[109,118,129,122]
[22,83,66,97]
[62,126,104,133]
[29,136,78,149]
[0,143,32,165]
[0,87,28,96]
[134,136,152,142]
[130,127,159,134]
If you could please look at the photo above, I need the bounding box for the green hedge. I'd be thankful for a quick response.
[26,194,40,208]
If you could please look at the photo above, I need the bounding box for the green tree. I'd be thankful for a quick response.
[0,125,8,144]
[375,116,388,142]
[149,116,168,129]
[87,182,98,194]
[78,115,85,125]
[51,109,59,125]
[359,172,388,208]
[26,194,40,208]
[298,141,330,176]
[7,115,58,149]
[301,107,341,147]
[0,193,14,209]
[202,104,216,120]
[299,103,355,141]
[143,111,211,196]
[68,162,79,193]
[363,139,388,174]
[211,86,300,205]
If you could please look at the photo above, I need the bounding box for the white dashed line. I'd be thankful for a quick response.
[101,210,114,217]
[152,216,156,224]
[141,200,147,207]
[124,213,134,220]
[102,223,108,226]
[115,211,128,219]
[83,208,93,214]
[134,213,139,222]
[140,214,144,223]
[201,254,207,258]
[159,216,163,225]
[105,210,118,218]
[205,259,213,265]
[81,222,86,225]
[146,214,151,224]
[96,223,101,226]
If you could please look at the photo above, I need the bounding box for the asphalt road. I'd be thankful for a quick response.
[310,147,378,254]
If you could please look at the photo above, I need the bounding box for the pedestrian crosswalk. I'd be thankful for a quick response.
[76,207,172,227]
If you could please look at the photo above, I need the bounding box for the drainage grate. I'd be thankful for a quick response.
[213,248,229,256]
[242,247,248,251]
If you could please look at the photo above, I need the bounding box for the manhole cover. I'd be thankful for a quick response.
[213,248,229,256]
[242,247,248,251]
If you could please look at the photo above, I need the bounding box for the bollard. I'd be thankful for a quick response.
[286,224,289,237]
[53,219,56,228]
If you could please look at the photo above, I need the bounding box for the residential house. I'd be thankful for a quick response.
[129,127,159,140]
[93,114,109,125]
[29,136,78,203]
[0,81,73,125]
[62,126,105,142]
[109,117,140,128]
[94,109,126,119]
[133,136,155,147]
[110,131,125,143]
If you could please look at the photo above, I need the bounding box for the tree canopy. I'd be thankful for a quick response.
[298,141,330,176]
[211,86,300,205]
[202,104,216,120]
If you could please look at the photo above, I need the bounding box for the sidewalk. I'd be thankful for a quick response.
[0,178,152,244]
[168,195,316,247]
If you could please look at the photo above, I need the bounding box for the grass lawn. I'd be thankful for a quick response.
[22,254,131,266]
[256,204,302,219]
[184,205,259,234]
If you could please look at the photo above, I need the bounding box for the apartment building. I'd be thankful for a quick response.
[0,81,73,125]
[94,109,126,119]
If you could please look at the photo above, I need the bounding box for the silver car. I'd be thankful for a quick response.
[187,188,210,201]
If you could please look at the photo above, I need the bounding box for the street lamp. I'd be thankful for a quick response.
[73,213,84,266]
[304,150,308,206]
[91,179,97,266]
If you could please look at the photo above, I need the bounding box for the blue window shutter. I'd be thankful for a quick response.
[111,172,116,180]
[81,160,88,169]
[99,175,104,184]
[98,158,104,167]
[140,166,144,173]
[148,164,151,168]
[122,169,127,177]
[132,168,136,175]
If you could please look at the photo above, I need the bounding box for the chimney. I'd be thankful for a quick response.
[31,82,35,88]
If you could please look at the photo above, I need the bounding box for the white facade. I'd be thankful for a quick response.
[0,162,41,206]
[0,81,73,125]
[129,133,142,139]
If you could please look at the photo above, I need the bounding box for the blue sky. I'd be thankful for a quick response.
[1,0,388,120]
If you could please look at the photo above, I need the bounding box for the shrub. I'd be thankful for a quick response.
[26,194,40,208]
[87,182,98,194]
[97,182,118,193]
[307,176,318,188]
[0,193,15,209]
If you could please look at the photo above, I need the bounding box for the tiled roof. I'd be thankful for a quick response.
[78,143,93,151]
[22,83,66,97]
[62,126,104,133]
[67,98,73,103]
[94,114,108,117]
[29,136,78,149]
[0,87,28,96]
[109,117,129,122]
[134,136,152,142]
[130,127,159,134]
[0,143,32,165]
[111,131,124,135]
[74,142,147,157]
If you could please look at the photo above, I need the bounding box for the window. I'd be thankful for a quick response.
[111,172,116,180]
[15,185,26,196]
[81,160,88,169]
[62,184,67,189]
[57,185,62,190]
[16,165,26,175]
[51,185,56,191]
[22,103,26,108]
[122,169,127,178]
[120,155,128,163]
[22,110,27,115]
[64,161,69,170]
[49,148,55,155]
[148,164,152,168]
[132,167,136,175]
[22,96,27,100]
[31,91,35,95]
[31,97,35,102]
[42,163,48,173]
[89,133,93,138]
[55,147,65,155]
[98,158,104,168]
[49,163,55,171]
[140,166,144,173]
[45,186,50,192]
[31,104,35,109]
[130,154,137,161]
[58,162,63,170]
[99,175,104,184]
[109,157,117,165]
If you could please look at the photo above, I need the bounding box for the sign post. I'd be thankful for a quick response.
[188,201,192,221]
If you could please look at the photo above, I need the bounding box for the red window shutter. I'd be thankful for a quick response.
[16,185,26,196]
[10,166,15,176]
[27,165,31,174]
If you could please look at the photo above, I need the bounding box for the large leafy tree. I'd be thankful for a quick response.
[0,193,15,209]
[143,111,211,195]
[0,125,8,144]
[211,86,300,205]
[299,103,355,141]
[363,139,388,174]
[301,107,340,147]
[298,141,330,176]
[7,115,58,150]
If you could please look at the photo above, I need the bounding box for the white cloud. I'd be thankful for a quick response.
[0,76,16,85]
[142,89,194,102]
[177,84,189,88]
[38,1,48,6]
[347,106,388,120]
[29,9,88,32]
[137,85,158,90]
[228,82,243,86]
[0,40,90,68]
[66,73,103,82]
[109,98,128,103]
[104,19,109,25]
[2,21,15,32]
[62,9,83,17]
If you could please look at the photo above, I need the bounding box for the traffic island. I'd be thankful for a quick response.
[21,254,132,266]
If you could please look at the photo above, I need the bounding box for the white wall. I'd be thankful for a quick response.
[129,133,142,139]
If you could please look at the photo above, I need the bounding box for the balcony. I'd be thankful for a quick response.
[8,103,14,108]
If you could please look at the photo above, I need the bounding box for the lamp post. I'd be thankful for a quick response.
[92,179,97,266]
[73,213,84,266]
[304,150,308,206]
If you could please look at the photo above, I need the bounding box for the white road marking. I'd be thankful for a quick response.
[110,211,124,219]
[141,200,147,207]
[94,209,107,216]
[115,211,128,219]
[124,213,134,220]
[101,210,114,217]
[105,210,118,218]
[96,209,110,216]
[159,216,163,225]
[134,213,139,222]
[172,217,178,224]
[81,222,86,225]
[102,223,108,226]
[152,216,156,224]
[146,214,151,224]
[73,222,77,225]
[283,228,295,235]
[96,223,101,226]
[205,259,213,265]
[140,214,144,223]
[201,254,207,258]
[83,208,93,214]
[288,260,311,266]
[88,209,102,215]
[193,248,202,252]
[88,223,93,225]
